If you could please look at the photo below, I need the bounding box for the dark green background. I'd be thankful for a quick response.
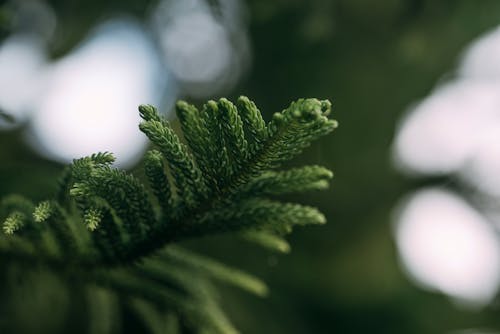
[2,0,500,333]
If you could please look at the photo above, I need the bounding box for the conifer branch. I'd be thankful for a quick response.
[0,96,337,333]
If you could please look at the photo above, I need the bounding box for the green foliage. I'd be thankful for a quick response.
[0,97,336,333]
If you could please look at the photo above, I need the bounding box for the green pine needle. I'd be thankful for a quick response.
[3,211,25,234]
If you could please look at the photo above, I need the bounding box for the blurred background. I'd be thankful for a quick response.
[2,0,500,333]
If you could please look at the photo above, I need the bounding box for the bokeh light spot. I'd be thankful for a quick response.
[28,19,171,167]
[395,188,500,307]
